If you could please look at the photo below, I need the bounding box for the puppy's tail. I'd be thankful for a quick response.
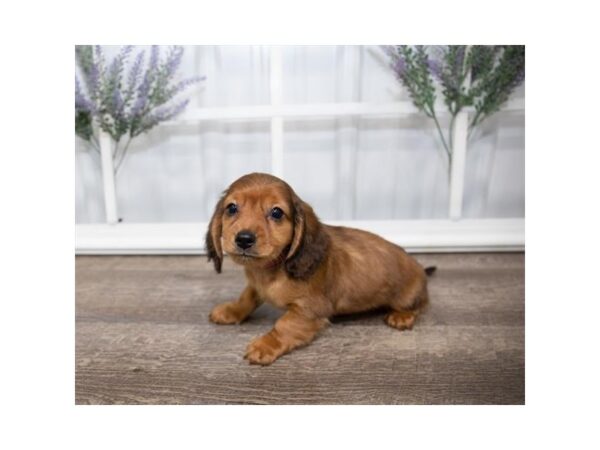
[424,266,437,276]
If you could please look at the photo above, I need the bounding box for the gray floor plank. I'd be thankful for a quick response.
[76,253,524,404]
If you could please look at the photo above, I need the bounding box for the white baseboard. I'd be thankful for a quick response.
[75,218,525,254]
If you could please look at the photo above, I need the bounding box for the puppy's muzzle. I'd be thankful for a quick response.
[235,230,256,250]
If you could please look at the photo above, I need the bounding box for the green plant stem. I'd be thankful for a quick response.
[469,110,483,130]
[467,125,473,142]
[89,134,101,154]
[467,123,478,142]
[114,136,133,174]
[448,113,457,152]
[431,112,451,164]
[468,109,488,142]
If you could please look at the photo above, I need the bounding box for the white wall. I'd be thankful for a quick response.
[75,45,524,224]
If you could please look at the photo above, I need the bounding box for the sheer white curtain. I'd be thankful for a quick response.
[75,45,524,224]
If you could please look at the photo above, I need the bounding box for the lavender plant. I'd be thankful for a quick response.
[382,45,525,173]
[75,45,203,173]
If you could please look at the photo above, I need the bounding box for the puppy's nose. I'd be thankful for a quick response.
[235,230,256,250]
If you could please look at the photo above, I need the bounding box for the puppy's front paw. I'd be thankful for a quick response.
[244,334,283,365]
[385,310,417,330]
[209,302,243,325]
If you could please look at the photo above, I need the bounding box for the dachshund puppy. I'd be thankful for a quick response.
[206,173,434,365]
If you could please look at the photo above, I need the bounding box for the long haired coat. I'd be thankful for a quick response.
[206,173,433,365]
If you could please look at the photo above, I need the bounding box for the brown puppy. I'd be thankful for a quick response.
[206,172,433,365]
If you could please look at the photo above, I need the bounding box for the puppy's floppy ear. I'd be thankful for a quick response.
[285,193,330,279]
[205,191,226,273]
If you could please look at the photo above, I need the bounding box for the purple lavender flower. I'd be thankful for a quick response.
[130,75,151,118]
[105,46,132,118]
[126,50,145,96]
[76,45,202,147]
[381,43,525,155]
[168,75,204,97]
[148,45,159,74]
[164,46,184,78]
[428,45,446,75]
[130,79,149,118]
[94,45,105,72]
[112,88,124,119]
[108,46,133,77]
[134,99,177,135]
[75,46,101,99]
[130,46,160,117]
[166,98,190,119]
[380,46,405,78]
[142,98,189,129]
[380,45,394,58]
[75,76,95,112]
[393,57,406,78]
[86,57,100,100]
[427,58,442,80]
[121,45,133,60]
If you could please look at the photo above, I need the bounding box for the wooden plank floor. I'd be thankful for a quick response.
[76,253,524,404]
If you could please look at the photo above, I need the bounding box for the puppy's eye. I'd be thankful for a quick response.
[270,207,284,220]
[225,203,238,216]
